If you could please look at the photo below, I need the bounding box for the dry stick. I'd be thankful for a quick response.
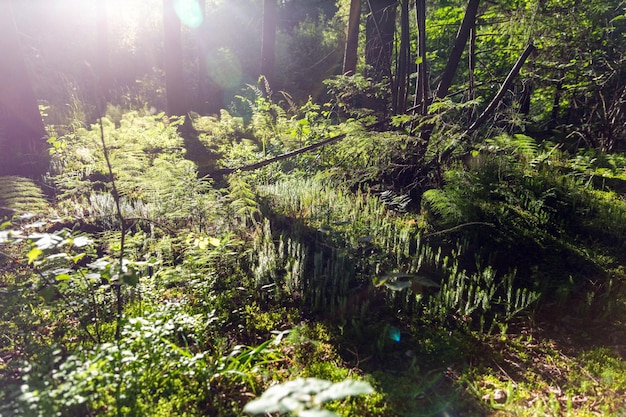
[218,43,535,178]
[422,221,494,239]
[217,120,387,175]
[468,43,536,132]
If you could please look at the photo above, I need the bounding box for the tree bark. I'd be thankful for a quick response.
[416,0,479,154]
[0,1,48,177]
[469,43,536,131]
[467,24,476,123]
[413,0,428,116]
[260,0,277,90]
[364,0,396,114]
[163,0,187,117]
[342,0,361,75]
[393,0,410,114]
[95,0,112,109]
[434,0,480,100]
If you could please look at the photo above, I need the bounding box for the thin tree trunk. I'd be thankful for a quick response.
[434,0,480,100]
[394,0,410,114]
[0,1,48,177]
[467,24,476,123]
[413,0,427,116]
[163,0,187,117]
[261,0,277,90]
[417,0,479,155]
[343,0,361,75]
[468,43,536,131]
[196,0,209,113]
[549,74,564,130]
[96,0,111,109]
[365,0,397,113]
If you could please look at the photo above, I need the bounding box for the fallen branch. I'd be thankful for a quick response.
[423,221,494,238]
[215,120,386,176]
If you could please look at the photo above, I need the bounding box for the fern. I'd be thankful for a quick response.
[0,176,48,215]
[228,174,260,227]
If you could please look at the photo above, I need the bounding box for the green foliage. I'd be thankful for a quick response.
[0,176,48,216]
[20,305,281,416]
[421,134,626,298]
[244,377,374,417]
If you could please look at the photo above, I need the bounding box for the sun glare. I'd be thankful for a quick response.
[174,0,203,28]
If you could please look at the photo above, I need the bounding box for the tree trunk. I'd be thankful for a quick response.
[468,43,536,131]
[434,0,480,100]
[342,0,361,75]
[417,0,479,153]
[413,0,428,116]
[163,0,187,117]
[0,1,48,178]
[467,24,476,123]
[197,1,224,115]
[364,0,396,114]
[196,0,209,113]
[95,0,112,110]
[393,0,410,114]
[260,0,277,90]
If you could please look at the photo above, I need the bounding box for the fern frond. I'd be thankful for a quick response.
[0,176,48,215]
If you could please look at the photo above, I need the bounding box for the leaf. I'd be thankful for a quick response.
[208,237,221,247]
[384,280,412,291]
[31,233,64,250]
[27,247,43,264]
[38,286,56,302]
[72,253,87,264]
[315,380,374,404]
[357,235,373,243]
[413,275,441,288]
[55,273,72,281]
[71,236,93,248]
[122,268,139,286]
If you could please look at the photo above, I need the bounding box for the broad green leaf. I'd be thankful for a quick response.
[55,273,72,281]
[27,247,43,264]
[315,380,374,403]
[72,253,87,264]
[208,237,221,247]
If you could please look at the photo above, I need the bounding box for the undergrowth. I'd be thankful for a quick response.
[1,102,625,416]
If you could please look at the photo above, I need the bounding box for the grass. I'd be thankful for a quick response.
[1,110,626,416]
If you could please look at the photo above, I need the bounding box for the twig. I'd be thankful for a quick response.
[215,120,386,175]
[423,222,494,238]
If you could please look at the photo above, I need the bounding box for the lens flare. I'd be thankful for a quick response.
[388,326,401,342]
[174,0,203,28]
[205,48,242,90]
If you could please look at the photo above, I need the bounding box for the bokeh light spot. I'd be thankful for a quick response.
[205,48,242,90]
[174,0,203,28]
[388,325,401,342]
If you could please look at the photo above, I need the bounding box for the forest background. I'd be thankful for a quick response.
[1,0,626,416]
